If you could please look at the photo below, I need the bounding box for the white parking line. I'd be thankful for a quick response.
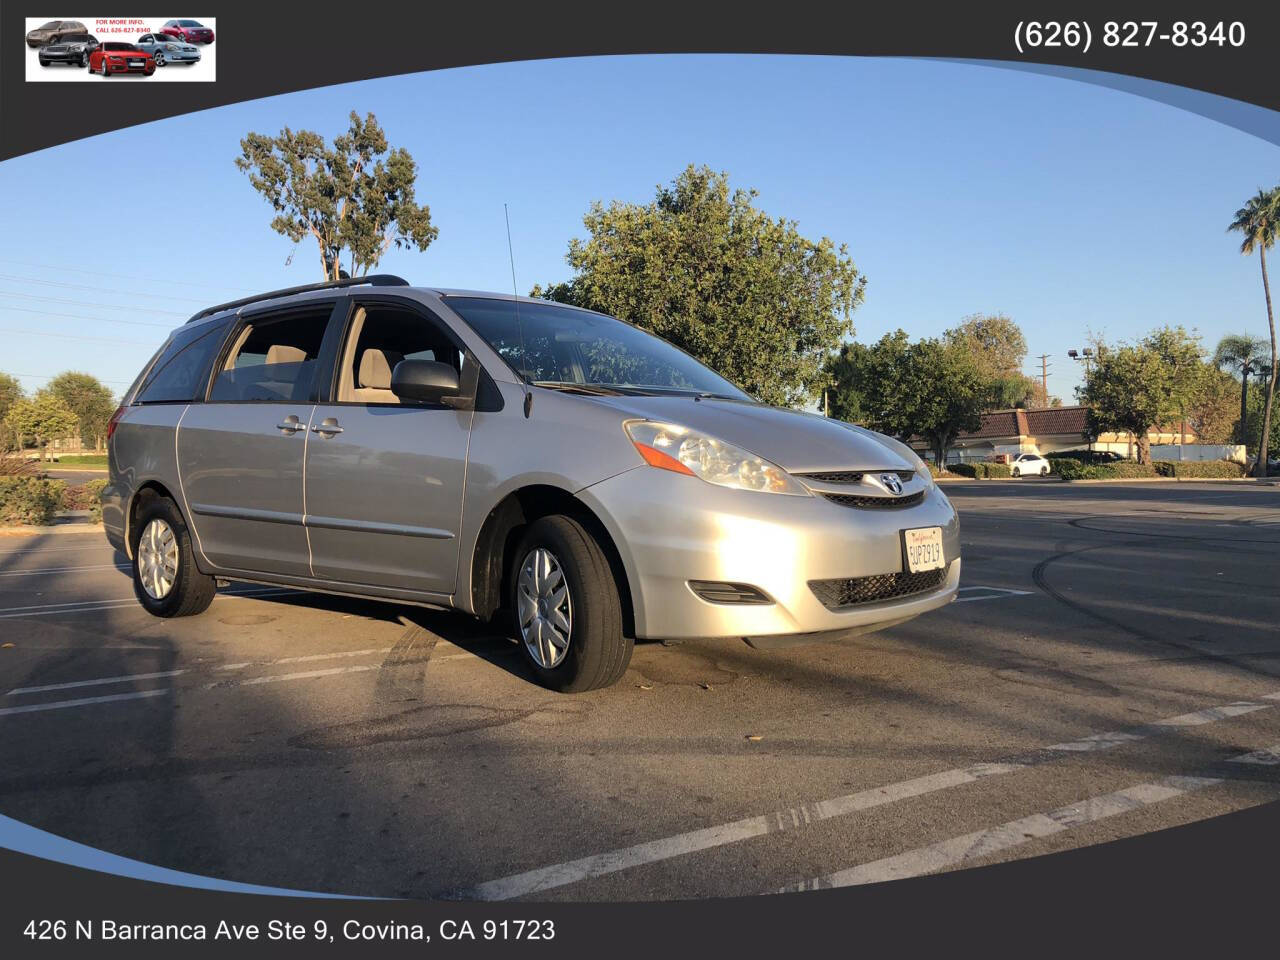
[456,762,1023,901]
[954,586,1034,603]
[779,774,1224,891]
[8,646,397,696]
[1046,702,1270,751]
[0,689,168,717]
[1228,745,1280,766]
[0,562,129,578]
[455,693,1279,900]
[0,587,300,619]
[8,669,187,696]
[208,664,382,689]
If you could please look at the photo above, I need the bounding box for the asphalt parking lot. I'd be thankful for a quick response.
[1,480,1279,900]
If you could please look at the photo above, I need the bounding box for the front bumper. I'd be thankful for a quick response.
[104,59,154,74]
[578,467,962,641]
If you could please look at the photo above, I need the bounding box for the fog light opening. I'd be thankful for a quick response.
[687,581,774,605]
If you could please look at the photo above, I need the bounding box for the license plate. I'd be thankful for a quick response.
[902,527,945,573]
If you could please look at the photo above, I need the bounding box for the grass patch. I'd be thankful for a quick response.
[52,454,108,467]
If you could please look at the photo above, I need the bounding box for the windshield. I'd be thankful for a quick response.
[103,43,138,51]
[180,20,202,26]
[446,297,752,400]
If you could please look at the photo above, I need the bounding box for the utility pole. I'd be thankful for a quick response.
[1036,354,1050,406]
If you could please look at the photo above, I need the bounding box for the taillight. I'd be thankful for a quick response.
[106,405,125,441]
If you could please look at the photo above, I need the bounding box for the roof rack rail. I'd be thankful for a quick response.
[185,274,409,323]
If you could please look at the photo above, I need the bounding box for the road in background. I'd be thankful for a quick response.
[0,481,1277,900]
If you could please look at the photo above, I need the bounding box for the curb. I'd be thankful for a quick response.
[0,523,104,537]
[1059,477,1276,485]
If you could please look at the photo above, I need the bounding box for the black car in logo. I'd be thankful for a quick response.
[38,33,100,68]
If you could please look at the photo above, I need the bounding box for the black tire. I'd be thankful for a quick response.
[130,495,216,618]
[154,52,165,66]
[510,515,631,692]
[1011,468,1020,478]
[1040,466,1049,476]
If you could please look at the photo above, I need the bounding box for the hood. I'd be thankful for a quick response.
[578,394,914,473]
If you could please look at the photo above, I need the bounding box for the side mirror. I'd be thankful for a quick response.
[390,359,461,404]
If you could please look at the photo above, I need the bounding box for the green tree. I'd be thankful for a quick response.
[1243,376,1280,459]
[943,313,1037,408]
[1144,325,1210,434]
[1228,188,1279,476]
[824,331,990,465]
[823,341,873,423]
[1077,329,1205,464]
[236,111,438,281]
[911,338,991,466]
[1188,365,1244,445]
[1213,333,1269,444]
[46,371,116,452]
[533,165,866,407]
[3,391,79,462]
[0,373,22,451]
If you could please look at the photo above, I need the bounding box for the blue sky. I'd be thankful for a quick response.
[1,54,1277,402]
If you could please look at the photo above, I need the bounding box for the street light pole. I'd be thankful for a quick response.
[1068,348,1096,454]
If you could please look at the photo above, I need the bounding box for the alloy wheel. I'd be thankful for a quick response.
[517,547,573,669]
[137,518,179,600]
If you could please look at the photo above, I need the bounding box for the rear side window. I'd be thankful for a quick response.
[134,321,229,404]
[209,309,330,403]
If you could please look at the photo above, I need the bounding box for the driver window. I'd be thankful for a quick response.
[338,303,462,405]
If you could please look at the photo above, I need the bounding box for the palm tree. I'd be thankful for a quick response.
[1213,333,1269,444]
[1229,188,1280,476]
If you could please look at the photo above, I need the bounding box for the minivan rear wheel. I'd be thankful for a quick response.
[510,515,632,692]
[131,496,216,617]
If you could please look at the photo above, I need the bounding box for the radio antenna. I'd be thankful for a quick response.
[504,203,533,418]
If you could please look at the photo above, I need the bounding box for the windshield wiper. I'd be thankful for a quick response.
[532,381,624,397]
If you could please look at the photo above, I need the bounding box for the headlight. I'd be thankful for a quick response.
[624,420,810,496]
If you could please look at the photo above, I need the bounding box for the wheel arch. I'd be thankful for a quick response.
[468,484,636,639]
[125,480,182,559]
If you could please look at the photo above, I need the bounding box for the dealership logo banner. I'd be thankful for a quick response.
[24,15,216,83]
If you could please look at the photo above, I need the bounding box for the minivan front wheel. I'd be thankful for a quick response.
[511,515,631,692]
[131,496,216,617]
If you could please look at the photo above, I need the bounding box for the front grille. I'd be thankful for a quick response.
[809,568,947,610]
[798,470,915,484]
[822,491,925,509]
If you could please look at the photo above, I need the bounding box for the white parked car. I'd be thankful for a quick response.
[1010,453,1050,477]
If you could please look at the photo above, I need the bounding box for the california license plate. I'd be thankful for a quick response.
[903,527,945,573]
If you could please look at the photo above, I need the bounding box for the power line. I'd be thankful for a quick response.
[0,304,175,329]
[0,273,211,305]
[0,327,159,347]
[7,371,134,385]
[0,258,242,294]
[0,289,188,317]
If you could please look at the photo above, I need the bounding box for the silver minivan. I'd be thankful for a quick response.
[104,276,961,691]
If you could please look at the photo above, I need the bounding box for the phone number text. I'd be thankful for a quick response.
[1014,21,1245,55]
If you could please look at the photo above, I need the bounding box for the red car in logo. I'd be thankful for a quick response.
[89,42,156,76]
[160,19,214,43]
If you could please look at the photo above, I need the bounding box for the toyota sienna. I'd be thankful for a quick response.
[103,276,960,691]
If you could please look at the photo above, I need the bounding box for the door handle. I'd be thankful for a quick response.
[311,417,343,437]
[276,415,304,434]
